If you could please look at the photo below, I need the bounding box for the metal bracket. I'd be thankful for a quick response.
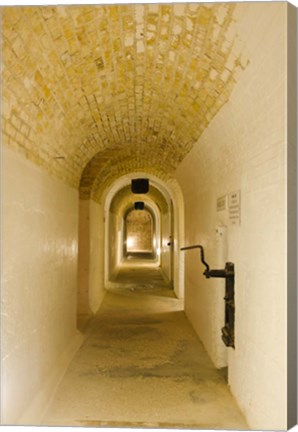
[181,244,235,348]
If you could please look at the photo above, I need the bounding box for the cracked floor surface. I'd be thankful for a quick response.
[43,267,248,429]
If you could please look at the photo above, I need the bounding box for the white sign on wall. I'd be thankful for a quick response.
[228,190,241,225]
[216,190,241,226]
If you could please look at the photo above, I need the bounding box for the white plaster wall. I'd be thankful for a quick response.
[77,199,105,315]
[167,179,185,300]
[89,200,105,313]
[160,211,172,283]
[77,200,90,315]
[175,3,288,429]
[108,210,118,278]
[1,146,82,424]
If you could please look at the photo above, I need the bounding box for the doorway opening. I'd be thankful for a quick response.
[124,208,155,260]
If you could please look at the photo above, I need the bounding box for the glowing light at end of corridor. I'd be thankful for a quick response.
[126,237,135,248]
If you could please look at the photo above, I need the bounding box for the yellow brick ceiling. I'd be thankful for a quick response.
[2,4,247,201]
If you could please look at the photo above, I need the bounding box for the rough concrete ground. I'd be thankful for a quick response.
[43,267,248,429]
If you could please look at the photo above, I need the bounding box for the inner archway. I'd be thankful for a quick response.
[125,208,153,255]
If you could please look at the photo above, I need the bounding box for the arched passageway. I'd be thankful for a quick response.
[1,3,296,431]
[125,208,154,254]
[102,175,181,289]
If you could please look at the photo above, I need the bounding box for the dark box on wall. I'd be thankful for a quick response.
[134,201,145,210]
[131,178,149,194]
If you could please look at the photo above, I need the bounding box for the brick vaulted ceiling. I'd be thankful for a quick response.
[2,4,248,201]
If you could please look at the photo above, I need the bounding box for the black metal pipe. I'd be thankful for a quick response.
[181,244,235,348]
[180,244,210,273]
[207,269,227,278]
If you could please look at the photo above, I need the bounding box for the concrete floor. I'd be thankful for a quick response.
[43,267,248,429]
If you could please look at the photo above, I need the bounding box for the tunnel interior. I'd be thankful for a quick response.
[1,2,296,430]
[104,176,180,290]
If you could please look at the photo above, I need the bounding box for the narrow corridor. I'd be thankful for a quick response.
[43,267,248,429]
[2,4,296,429]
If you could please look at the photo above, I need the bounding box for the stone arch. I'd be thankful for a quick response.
[102,172,185,298]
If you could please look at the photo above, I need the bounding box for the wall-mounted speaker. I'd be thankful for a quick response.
[131,178,149,194]
[134,201,144,210]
